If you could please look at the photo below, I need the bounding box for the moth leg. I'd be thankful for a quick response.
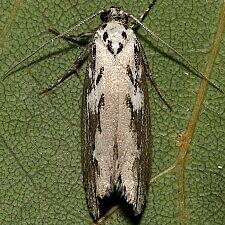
[40,46,89,94]
[48,28,93,45]
[141,45,172,110]
[131,0,158,30]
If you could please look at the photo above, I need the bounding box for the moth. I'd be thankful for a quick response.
[4,0,220,221]
[82,7,151,220]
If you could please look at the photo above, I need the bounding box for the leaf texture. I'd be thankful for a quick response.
[1,0,225,224]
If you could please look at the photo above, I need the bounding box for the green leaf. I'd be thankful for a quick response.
[1,0,225,224]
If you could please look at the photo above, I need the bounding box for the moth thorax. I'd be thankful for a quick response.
[100,6,128,24]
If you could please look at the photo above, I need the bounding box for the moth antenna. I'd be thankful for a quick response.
[129,14,223,93]
[3,10,103,80]
[139,0,158,23]
[131,0,158,30]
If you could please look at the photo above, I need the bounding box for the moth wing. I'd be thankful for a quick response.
[81,39,151,219]
[81,43,100,220]
[130,41,152,215]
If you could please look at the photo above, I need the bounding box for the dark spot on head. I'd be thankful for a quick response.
[122,31,127,39]
[103,32,108,42]
[107,40,114,55]
[117,43,123,54]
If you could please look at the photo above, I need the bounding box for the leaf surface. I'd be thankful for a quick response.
[1,0,225,224]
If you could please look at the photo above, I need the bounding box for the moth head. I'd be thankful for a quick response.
[100,7,128,24]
